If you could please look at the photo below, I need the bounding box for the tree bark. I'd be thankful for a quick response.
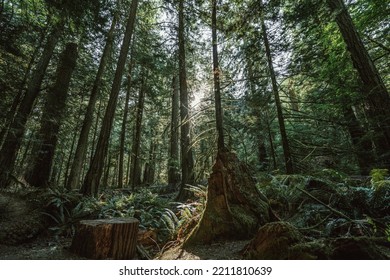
[168,76,180,186]
[63,121,80,188]
[185,151,271,245]
[0,21,63,187]
[82,0,138,196]
[326,0,390,167]
[143,138,156,185]
[258,138,269,171]
[27,42,78,188]
[70,218,139,259]
[118,54,134,189]
[0,25,45,147]
[343,106,375,175]
[0,90,24,149]
[266,113,278,170]
[212,0,225,151]
[130,76,146,190]
[260,2,294,174]
[177,0,195,201]
[102,150,112,189]
[67,12,118,191]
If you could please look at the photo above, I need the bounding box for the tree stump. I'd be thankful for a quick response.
[185,151,272,246]
[70,218,139,259]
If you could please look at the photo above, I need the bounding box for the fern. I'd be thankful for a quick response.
[370,169,389,190]
[43,188,99,237]
[386,225,390,242]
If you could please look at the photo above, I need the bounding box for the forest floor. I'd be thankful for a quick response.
[156,240,249,260]
[0,235,248,260]
[0,188,248,260]
[1,173,390,260]
[0,236,83,260]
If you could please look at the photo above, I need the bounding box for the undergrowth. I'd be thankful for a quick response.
[42,168,389,250]
[98,188,178,242]
[256,169,390,239]
[42,185,207,245]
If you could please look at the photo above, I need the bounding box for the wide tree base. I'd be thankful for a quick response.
[70,218,139,259]
[243,222,303,259]
[185,151,271,246]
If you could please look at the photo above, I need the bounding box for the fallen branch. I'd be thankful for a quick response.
[298,214,333,231]
[296,187,353,222]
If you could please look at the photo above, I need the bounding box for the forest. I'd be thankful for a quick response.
[0,0,389,260]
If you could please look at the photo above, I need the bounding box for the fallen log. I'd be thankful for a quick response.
[70,218,139,259]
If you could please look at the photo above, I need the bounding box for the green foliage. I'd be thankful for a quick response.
[365,215,377,235]
[315,169,348,183]
[175,185,207,221]
[386,224,390,242]
[98,189,179,241]
[370,168,389,182]
[43,188,99,237]
[42,187,187,241]
[370,169,389,190]
[259,171,390,240]
[173,185,207,239]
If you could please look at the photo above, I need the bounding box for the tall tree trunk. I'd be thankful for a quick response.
[168,76,180,186]
[118,55,134,189]
[67,12,118,191]
[102,150,112,190]
[0,90,24,148]
[111,154,119,187]
[343,106,375,175]
[27,43,78,188]
[143,138,156,185]
[0,21,63,187]
[177,0,195,201]
[82,0,138,196]
[0,26,45,147]
[130,76,146,190]
[18,131,32,168]
[246,52,269,170]
[90,99,103,165]
[258,138,269,171]
[126,140,132,186]
[212,0,225,152]
[260,2,294,174]
[64,129,78,188]
[54,152,65,186]
[266,113,277,170]
[326,0,390,167]
[63,94,86,188]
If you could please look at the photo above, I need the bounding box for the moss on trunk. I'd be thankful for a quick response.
[185,151,271,245]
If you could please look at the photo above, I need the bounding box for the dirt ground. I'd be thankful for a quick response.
[156,240,249,260]
[0,236,85,260]
[0,234,249,260]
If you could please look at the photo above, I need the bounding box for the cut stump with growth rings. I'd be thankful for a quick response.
[70,218,139,259]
